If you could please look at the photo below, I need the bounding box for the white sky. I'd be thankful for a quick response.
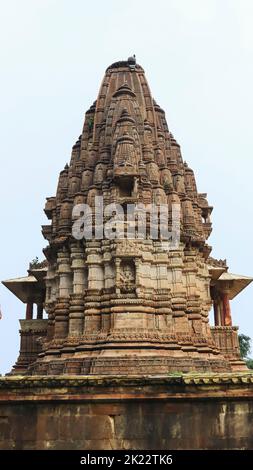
[0,0,253,374]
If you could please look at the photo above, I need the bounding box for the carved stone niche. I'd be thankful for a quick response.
[119,259,136,293]
[146,162,160,184]
[116,177,134,198]
[93,163,106,185]
[81,170,93,191]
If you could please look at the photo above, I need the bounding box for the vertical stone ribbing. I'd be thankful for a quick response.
[69,243,85,336]
[54,249,72,339]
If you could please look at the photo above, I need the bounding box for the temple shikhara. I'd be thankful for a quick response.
[2,56,252,376]
[1,57,253,451]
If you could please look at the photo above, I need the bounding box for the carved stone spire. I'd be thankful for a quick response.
[28,58,236,375]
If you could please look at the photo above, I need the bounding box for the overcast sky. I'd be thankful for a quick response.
[0,0,253,374]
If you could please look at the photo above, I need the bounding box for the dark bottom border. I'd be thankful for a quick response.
[0,450,252,467]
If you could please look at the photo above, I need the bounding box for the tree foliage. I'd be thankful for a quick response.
[246,359,253,370]
[238,334,251,359]
[30,257,39,268]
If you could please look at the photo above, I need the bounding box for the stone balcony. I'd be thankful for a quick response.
[211,325,247,371]
[9,319,48,375]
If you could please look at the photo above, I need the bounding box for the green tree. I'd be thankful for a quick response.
[238,334,251,359]
[246,359,253,370]
[30,257,39,268]
[88,117,94,132]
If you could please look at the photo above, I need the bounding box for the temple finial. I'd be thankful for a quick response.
[128,54,136,69]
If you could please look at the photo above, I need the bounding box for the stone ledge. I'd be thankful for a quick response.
[1,372,253,388]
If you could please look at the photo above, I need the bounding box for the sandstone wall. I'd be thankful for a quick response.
[0,375,253,450]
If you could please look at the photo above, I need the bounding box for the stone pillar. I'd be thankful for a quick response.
[46,302,55,341]
[104,260,115,290]
[69,243,85,336]
[135,259,140,288]
[58,250,72,298]
[222,292,232,326]
[37,303,43,319]
[70,243,86,295]
[87,261,104,291]
[26,302,33,320]
[213,300,220,326]
[45,263,57,340]
[54,249,72,339]
[115,258,121,294]
[169,249,188,334]
[211,288,223,326]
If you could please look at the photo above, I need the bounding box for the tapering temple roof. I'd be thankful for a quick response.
[2,57,252,377]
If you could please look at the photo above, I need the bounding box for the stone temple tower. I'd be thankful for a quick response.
[2,58,253,451]
[3,57,252,376]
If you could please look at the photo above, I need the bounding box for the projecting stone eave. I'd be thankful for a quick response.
[28,267,47,282]
[2,268,47,303]
[2,276,38,303]
[209,267,253,300]
[208,265,227,281]
[1,372,253,391]
[216,272,253,300]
